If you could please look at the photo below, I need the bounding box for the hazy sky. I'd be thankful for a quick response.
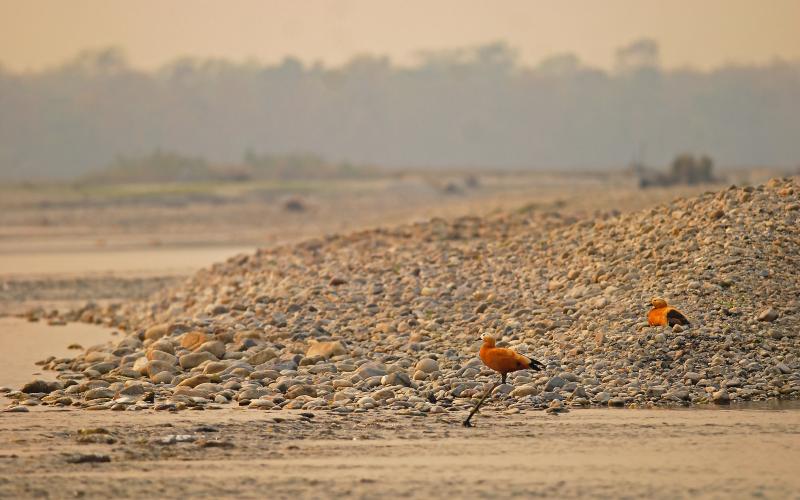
[1,0,799,72]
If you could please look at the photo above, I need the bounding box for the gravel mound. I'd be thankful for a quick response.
[8,178,800,412]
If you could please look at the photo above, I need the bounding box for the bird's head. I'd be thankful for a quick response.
[650,297,668,308]
[480,334,496,347]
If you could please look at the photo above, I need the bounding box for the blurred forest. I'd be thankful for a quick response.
[1,39,798,180]
[79,150,375,184]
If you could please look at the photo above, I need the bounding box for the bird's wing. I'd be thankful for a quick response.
[483,348,522,372]
[666,308,690,325]
[484,348,545,372]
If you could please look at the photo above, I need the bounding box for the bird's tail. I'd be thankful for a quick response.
[526,356,545,371]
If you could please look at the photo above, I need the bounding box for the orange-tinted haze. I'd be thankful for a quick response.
[0,0,799,71]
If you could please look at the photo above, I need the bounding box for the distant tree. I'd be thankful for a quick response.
[80,150,212,184]
[536,53,583,77]
[670,153,714,185]
[615,38,660,73]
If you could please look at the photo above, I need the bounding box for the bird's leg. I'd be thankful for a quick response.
[501,373,507,385]
[462,380,500,428]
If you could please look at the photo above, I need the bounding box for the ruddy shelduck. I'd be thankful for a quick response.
[647,297,690,327]
[479,335,544,384]
[463,335,544,427]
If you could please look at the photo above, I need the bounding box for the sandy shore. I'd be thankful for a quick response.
[0,406,797,499]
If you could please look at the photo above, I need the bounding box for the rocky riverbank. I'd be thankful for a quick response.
[4,178,799,414]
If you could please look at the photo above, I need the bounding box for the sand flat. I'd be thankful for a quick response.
[0,407,797,498]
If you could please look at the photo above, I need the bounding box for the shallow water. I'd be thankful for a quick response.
[0,317,115,389]
[694,400,800,411]
[0,245,255,278]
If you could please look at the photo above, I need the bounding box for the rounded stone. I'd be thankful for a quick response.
[415,358,439,374]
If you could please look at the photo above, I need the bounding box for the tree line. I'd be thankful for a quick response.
[1,40,798,180]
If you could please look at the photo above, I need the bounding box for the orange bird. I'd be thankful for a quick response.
[464,335,544,427]
[647,297,690,327]
[479,335,544,384]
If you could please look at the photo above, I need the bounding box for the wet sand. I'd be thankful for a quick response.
[0,318,116,389]
[0,406,797,499]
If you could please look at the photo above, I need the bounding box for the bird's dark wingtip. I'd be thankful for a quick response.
[529,358,545,371]
[667,309,690,326]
